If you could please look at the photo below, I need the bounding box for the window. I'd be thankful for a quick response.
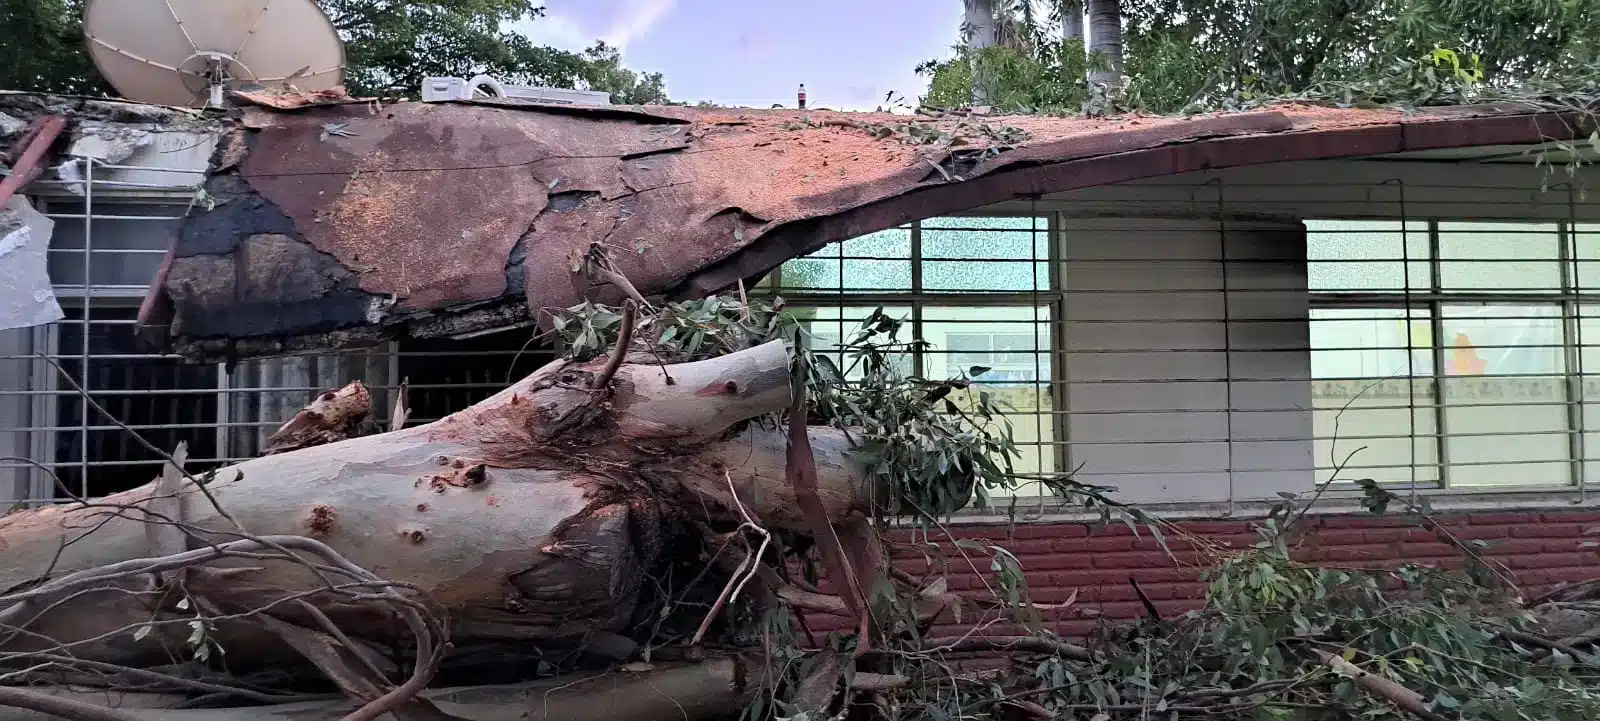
[770,216,1059,496]
[0,199,400,503]
[1309,220,1588,488]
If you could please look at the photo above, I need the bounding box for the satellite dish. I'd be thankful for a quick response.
[84,0,346,108]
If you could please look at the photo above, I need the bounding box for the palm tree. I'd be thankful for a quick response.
[1058,0,1083,41]
[1086,0,1122,88]
[963,0,999,102]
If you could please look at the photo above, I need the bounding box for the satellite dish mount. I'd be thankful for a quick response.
[182,52,256,108]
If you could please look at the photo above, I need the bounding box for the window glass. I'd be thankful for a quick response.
[1309,308,1439,485]
[1437,221,1562,293]
[921,306,1056,495]
[778,227,912,293]
[1575,307,1600,484]
[1438,304,1571,486]
[921,216,1050,292]
[1306,220,1430,293]
[785,306,914,380]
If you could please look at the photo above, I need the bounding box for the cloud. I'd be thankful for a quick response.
[730,27,771,58]
[507,12,588,52]
[506,0,676,54]
[597,0,678,50]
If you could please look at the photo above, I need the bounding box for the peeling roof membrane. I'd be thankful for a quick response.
[4,92,1579,361]
[0,197,64,331]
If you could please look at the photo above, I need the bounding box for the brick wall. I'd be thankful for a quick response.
[886,509,1600,640]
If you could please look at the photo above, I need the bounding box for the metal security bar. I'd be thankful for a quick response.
[0,163,554,505]
[8,165,1600,508]
[769,184,1600,505]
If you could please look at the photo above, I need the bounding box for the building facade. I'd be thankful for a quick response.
[4,110,1598,635]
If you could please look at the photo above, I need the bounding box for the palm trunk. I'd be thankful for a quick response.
[1086,0,1123,88]
[1061,0,1084,41]
[963,0,998,104]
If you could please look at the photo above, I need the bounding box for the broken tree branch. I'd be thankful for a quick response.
[1320,652,1451,721]
[0,685,147,721]
[264,381,374,455]
[591,300,637,390]
[690,471,772,644]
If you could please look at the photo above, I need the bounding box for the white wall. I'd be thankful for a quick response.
[1059,216,1314,503]
[1020,160,1600,222]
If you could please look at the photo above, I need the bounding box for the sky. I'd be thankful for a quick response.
[509,1,966,110]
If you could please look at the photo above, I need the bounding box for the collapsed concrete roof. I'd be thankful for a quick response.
[3,91,1587,361]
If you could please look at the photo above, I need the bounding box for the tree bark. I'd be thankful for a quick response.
[0,341,873,668]
[963,0,998,104]
[1060,0,1084,41]
[1086,0,1123,88]
[262,381,373,455]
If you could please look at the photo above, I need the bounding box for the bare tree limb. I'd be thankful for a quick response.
[0,686,147,721]
[1320,652,1451,721]
[591,300,638,390]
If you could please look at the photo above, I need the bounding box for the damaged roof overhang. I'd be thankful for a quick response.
[121,95,1588,361]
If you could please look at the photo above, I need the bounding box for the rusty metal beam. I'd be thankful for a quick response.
[0,115,66,208]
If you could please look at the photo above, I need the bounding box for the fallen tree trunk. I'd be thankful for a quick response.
[0,340,873,668]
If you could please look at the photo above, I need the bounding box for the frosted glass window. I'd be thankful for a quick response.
[922,216,1050,292]
[779,228,912,293]
[1437,222,1561,293]
[1306,220,1430,292]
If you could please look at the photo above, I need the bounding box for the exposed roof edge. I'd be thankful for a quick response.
[94,97,1586,362]
[674,106,1584,301]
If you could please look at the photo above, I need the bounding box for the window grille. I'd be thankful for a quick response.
[1308,219,1600,489]
[7,156,1596,510]
[769,215,1060,498]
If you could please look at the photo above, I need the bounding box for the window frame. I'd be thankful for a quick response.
[770,211,1069,498]
[1309,218,1592,491]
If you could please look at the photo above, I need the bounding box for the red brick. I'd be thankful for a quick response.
[1129,566,1204,584]
[1485,538,1547,555]
[1319,515,1414,529]
[1012,524,1077,540]
[1509,553,1590,570]
[1541,567,1595,585]
[1204,533,1262,550]
[1091,551,1183,569]
[1040,524,1092,539]
[1313,530,1369,546]
[1469,512,1536,526]
[1454,526,1509,540]
[1315,547,1389,562]
[1023,553,1094,571]
[1126,582,1199,601]
[1178,521,1253,534]
[1510,523,1586,539]
[999,539,1057,556]
[1082,536,1140,552]
[1543,511,1600,524]
[1513,570,1560,586]
[1364,530,1407,544]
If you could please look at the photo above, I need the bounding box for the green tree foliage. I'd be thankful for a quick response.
[921,1,1104,112]
[0,0,670,104]
[1122,0,1600,111]
[924,0,1600,114]
[0,0,107,95]
[575,41,670,105]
